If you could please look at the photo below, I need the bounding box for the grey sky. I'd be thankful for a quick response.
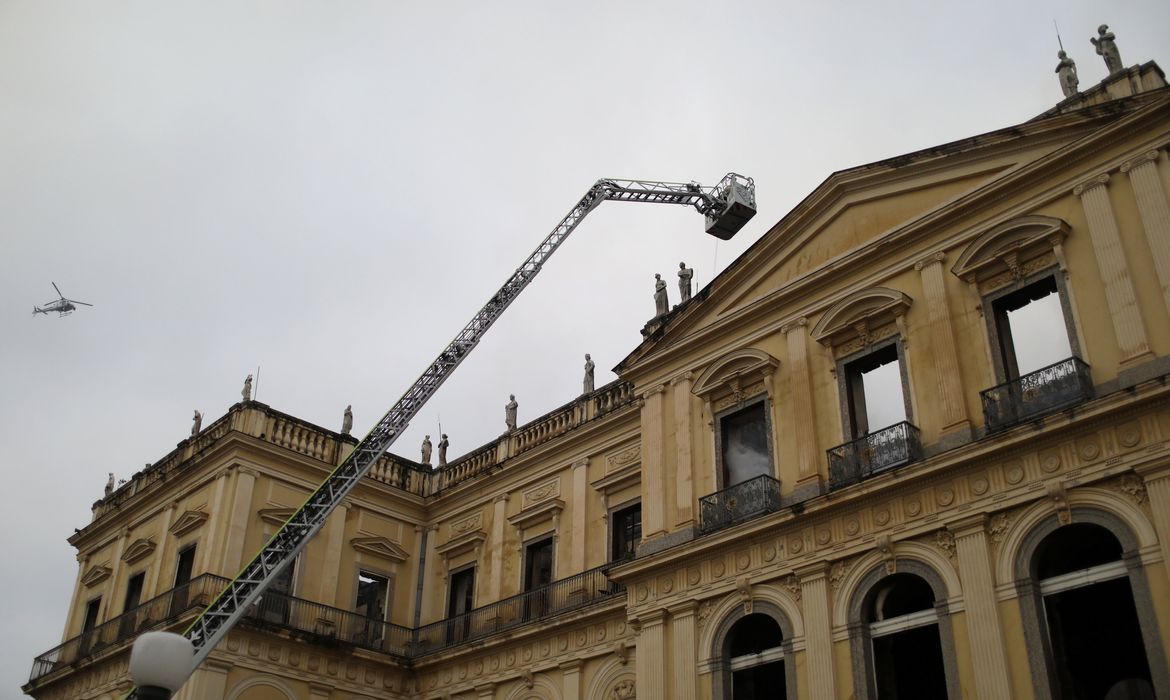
[3,1,1168,694]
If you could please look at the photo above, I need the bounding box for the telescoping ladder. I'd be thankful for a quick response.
[144,173,756,693]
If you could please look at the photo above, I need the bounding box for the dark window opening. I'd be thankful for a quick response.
[725,614,786,700]
[844,343,907,438]
[720,402,771,486]
[446,567,475,642]
[170,545,197,613]
[1036,525,1154,698]
[865,574,947,699]
[123,572,144,613]
[611,503,642,562]
[355,571,390,647]
[257,557,295,625]
[523,537,555,620]
[82,597,102,634]
[992,276,1072,379]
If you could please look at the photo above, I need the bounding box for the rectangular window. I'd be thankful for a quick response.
[719,401,772,486]
[123,572,145,613]
[446,566,475,642]
[257,557,296,625]
[354,571,390,648]
[170,544,198,613]
[82,597,101,634]
[610,503,642,562]
[523,537,555,620]
[842,342,908,439]
[990,275,1073,379]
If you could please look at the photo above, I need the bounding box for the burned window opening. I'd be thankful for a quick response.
[991,275,1073,380]
[718,401,772,487]
[865,573,947,700]
[843,342,908,439]
[726,613,787,700]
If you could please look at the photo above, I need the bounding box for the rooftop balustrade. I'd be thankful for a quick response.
[827,421,923,491]
[698,473,782,534]
[980,357,1093,432]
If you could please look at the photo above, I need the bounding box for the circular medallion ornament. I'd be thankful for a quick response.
[762,544,777,562]
[972,477,990,496]
[736,553,750,570]
[1041,453,1062,473]
[846,518,860,536]
[1005,463,1025,484]
[789,537,804,554]
[875,508,891,526]
[816,529,831,545]
[636,584,649,602]
[689,567,702,584]
[712,560,726,578]
[660,575,674,592]
[1120,424,1141,448]
[1079,440,1101,461]
[906,500,921,517]
[936,488,955,507]
[596,625,607,641]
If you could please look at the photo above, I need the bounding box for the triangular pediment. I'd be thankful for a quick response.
[169,510,209,537]
[258,507,296,527]
[81,565,112,587]
[121,538,156,565]
[350,535,409,562]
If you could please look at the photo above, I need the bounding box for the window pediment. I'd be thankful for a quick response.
[434,530,487,560]
[121,538,156,565]
[508,498,565,532]
[169,510,209,538]
[812,287,912,351]
[951,215,1070,288]
[81,565,112,587]
[258,506,296,527]
[691,348,779,404]
[350,535,409,563]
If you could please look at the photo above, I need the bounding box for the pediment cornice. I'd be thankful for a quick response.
[350,535,409,563]
[81,565,112,587]
[169,510,209,538]
[121,538,156,565]
[258,507,296,527]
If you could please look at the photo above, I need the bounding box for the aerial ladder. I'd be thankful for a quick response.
[128,173,756,697]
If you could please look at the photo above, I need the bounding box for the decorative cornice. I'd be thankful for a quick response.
[258,506,296,527]
[1072,172,1110,197]
[669,371,695,386]
[168,510,209,538]
[434,530,486,560]
[507,498,565,531]
[1120,149,1161,173]
[121,538,156,565]
[81,565,112,587]
[349,535,409,562]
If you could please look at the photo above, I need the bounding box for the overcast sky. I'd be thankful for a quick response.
[2,1,1168,694]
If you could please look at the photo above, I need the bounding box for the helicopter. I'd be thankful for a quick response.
[33,282,93,317]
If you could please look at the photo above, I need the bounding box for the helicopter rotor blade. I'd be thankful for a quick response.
[67,299,93,307]
[52,282,63,298]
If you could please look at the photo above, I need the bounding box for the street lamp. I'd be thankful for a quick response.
[129,631,195,699]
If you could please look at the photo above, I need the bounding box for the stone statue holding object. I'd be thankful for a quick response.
[438,434,449,466]
[241,374,253,402]
[583,354,595,394]
[105,472,116,498]
[421,435,432,465]
[505,394,518,432]
[678,262,694,302]
[653,274,669,316]
[1090,24,1122,75]
[191,410,202,436]
[341,405,353,435]
[1056,50,1079,98]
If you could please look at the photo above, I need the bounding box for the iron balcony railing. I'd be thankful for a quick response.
[29,573,228,683]
[698,473,782,534]
[412,564,623,656]
[30,566,623,682]
[981,357,1093,432]
[828,421,923,491]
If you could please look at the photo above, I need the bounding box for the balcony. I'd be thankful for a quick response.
[698,474,782,535]
[980,357,1093,432]
[412,564,623,655]
[827,421,923,490]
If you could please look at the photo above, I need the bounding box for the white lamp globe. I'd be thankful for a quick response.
[129,631,194,694]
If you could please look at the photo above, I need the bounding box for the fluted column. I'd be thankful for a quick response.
[1122,150,1170,317]
[796,563,837,699]
[784,319,821,486]
[1135,464,1170,583]
[571,459,588,572]
[220,466,258,573]
[640,385,668,540]
[635,610,668,700]
[1075,174,1153,364]
[950,515,1012,698]
[490,494,509,601]
[669,603,698,700]
[561,659,583,700]
[672,373,695,527]
[916,253,970,433]
[317,503,348,606]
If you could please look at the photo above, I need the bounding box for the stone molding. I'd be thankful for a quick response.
[169,510,209,537]
[1072,172,1111,197]
[349,535,409,562]
[120,538,156,565]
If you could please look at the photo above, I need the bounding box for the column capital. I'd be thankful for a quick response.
[1121,149,1162,173]
[235,465,259,478]
[494,492,511,503]
[1073,172,1111,197]
[669,371,695,386]
[794,561,829,581]
[913,250,948,271]
[634,608,668,627]
[947,513,990,539]
[781,317,809,334]
[640,384,667,400]
[666,600,698,618]
[571,458,589,470]
[560,658,584,672]
[1134,462,1170,482]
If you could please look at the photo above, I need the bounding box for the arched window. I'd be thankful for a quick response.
[1032,523,1155,699]
[864,574,948,699]
[710,603,797,700]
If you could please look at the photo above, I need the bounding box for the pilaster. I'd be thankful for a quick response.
[1121,150,1170,318]
[949,515,1012,698]
[490,494,509,601]
[561,659,583,700]
[635,610,668,700]
[220,466,258,573]
[104,527,132,622]
[915,253,971,434]
[1074,174,1154,365]
[307,681,333,700]
[62,552,90,640]
[783,319,821,485]
[571,459,588,572]
[795,563,837,699]
[198,468,231,575]
[317,503,349,606]
[639,385,668,539]
[1135,463,1170,583]
[672,373,695,527]
[669,602,698,700]
[176,658,231,699]
[144,502,177,597]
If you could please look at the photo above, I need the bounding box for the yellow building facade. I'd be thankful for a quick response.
[24,62,1170,700]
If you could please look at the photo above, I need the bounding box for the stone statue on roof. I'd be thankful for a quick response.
[678,262,694,302]
[241,374,253,402]
[1090,24,1122,75]
[653,274,669,316]
[583,354,595,394]
[505,394,518,432]
[341,405,353,435]
[438,434,449,466]
[191,410,202,436]
[105,472,115,498]
[421,435,432,465]
[1056,51,1079,98]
